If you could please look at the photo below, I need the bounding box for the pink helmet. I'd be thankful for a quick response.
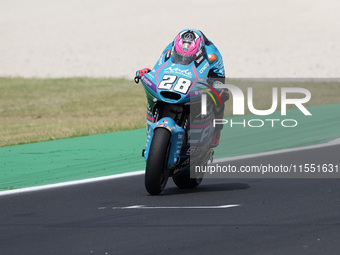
[172,29,204,65]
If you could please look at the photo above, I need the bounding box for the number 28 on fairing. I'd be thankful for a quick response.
[159,75,192,94]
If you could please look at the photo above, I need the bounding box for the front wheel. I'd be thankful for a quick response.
[145,128,171,195]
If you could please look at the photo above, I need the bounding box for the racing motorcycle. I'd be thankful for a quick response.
[135,52,222,195]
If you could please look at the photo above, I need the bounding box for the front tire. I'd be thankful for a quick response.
[145,128,171,195]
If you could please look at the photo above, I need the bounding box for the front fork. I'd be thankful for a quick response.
[143,117,185,169]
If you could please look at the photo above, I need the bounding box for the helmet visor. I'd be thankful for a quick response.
[172,51,196,65]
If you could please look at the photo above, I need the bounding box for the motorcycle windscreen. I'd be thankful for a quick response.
[172,51,196,66]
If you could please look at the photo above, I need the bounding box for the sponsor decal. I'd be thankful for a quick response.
[148,73,155,79]
[141,75,157,92]
[183,32,195,41]
[164,49,171,62]
[199,62,209,74]
[195,56,204,64]
[183,43,190,51]
[164,64,192,77]
[158,53,164,65]
[196,49,202,57]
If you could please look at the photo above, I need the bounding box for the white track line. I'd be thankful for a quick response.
[0,171,144,197]
[110,204,240,209]
[1,138,339,197]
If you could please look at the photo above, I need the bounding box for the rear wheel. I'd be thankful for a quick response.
[172,170,204,189]
[145,128,171,195]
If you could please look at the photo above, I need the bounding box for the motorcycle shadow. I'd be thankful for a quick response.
[162,182,250,196]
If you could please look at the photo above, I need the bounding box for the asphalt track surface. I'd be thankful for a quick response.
[1,145,340,255]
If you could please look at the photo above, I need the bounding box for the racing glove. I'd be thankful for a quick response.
[134,68,151,83]
[213,81,229,102]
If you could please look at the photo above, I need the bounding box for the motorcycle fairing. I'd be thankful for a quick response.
[141,56,210,104]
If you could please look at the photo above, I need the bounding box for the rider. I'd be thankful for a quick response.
[136,29,228,147]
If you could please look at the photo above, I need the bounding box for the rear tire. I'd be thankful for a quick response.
[145,128,171,195]
[172,172,203,189]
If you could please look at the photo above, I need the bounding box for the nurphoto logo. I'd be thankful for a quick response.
[201,84,312,128]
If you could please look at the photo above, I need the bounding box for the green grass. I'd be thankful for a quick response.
[0,77,146,147]
[0,77,339,147]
